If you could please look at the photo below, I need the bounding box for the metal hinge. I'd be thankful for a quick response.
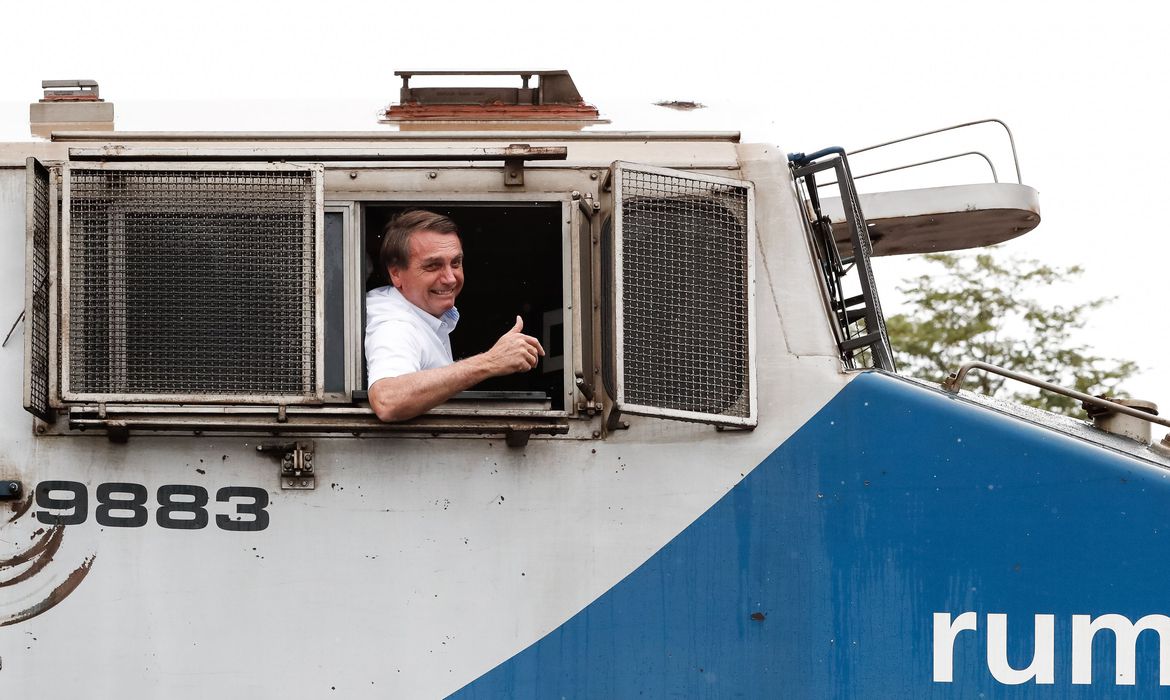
[257,441,316,490]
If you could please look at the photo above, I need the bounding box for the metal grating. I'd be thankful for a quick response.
[24,159,52,419]
[64,166,320,400]
[615,163,754,424]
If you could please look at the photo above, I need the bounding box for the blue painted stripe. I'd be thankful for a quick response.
[452,372,1170,698]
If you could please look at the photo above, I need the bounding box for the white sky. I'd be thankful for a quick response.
[2,0,1167,407]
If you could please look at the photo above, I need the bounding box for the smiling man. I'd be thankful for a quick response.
[364,210,545,422]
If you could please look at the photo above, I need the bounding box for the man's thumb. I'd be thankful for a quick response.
[508,315,523,334]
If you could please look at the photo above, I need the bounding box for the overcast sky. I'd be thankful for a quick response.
[3,0,1166,408]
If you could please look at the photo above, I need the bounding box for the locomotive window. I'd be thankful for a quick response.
[362,202,568,412]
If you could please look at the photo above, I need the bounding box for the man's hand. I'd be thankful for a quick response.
[481,316,545,376]
[369,315,546,422]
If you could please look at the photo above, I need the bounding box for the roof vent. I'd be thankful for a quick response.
[1083,397,1158,444]
[30,79,114,138]
[381,70,607,131]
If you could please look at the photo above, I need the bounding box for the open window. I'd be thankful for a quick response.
[361,200,570,413]
[603,162,757,428]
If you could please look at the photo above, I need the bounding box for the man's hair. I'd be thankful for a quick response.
[380,209,460,272]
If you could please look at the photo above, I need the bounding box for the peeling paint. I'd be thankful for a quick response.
[0,554,96,627]
[0,525,63,572]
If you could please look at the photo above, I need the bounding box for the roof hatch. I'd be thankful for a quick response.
[380,70,608,131]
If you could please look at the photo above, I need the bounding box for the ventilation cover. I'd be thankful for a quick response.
[62,163,323,403]
[23,158,53,419]
[609,162,756,427]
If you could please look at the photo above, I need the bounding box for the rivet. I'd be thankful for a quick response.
[592,430,601,438]
[590,172,599,180]
[428,171,438,179]
[349,171,358,179]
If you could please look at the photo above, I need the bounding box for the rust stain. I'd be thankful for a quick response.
[0,525,63,571]
[0,529,62,589]
[0,554,96,628]
[6,492,34,524]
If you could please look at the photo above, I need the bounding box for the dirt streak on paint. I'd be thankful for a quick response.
[6,492,33,524]
[0,554,96,628]
[0,526,64,588]
[0,525,63,571]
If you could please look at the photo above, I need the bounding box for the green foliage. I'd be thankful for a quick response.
[886,251,1138,415]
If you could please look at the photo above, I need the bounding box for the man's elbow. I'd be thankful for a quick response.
[373,402,405,423]
[369,381,420,423]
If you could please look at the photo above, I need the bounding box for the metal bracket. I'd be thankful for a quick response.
[258,441,316,490]
[505,429,531,448]
[577,192,600,219]
[504,158,524,186]
[604,405,630,433]
[0,480,22,500]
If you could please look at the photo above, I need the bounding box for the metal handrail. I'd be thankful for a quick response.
[849,119,1022,184]
[941,361,1170,430]
[817,150,999,189]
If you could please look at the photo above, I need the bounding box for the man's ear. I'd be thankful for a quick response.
[387,266,401,289]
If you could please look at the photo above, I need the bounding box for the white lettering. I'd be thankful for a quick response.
[986,613,1054,684]
[933,611,978,682]
[1071,614,1170,686]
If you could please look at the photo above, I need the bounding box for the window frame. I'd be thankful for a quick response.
[351,192,578,419]
[58,160,326,405]
[607,161,758,428]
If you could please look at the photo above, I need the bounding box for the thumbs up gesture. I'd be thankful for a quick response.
[483,315,545,376]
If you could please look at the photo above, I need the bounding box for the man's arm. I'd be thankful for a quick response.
[369,316,544,422]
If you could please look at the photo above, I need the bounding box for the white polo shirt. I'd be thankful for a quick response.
[364,285,460,388]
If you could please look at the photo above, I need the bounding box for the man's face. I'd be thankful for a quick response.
[389,229,464,317]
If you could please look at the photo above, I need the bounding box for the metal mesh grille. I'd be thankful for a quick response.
[66,167,318,399]
[25,161,52,418]
[619,167,751,419]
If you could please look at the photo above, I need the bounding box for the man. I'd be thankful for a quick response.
[365,209,544,422]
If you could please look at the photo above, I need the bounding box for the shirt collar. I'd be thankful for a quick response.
[390,286,459,335]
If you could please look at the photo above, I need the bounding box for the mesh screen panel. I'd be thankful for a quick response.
[618,166,752,419]
[66,167,318,399]
[25,161,52,418]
